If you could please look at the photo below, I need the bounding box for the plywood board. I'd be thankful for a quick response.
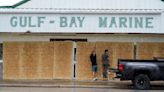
[3,41,134,80]
[76,42,134,80]
[76,42,96,80]
[53,42,73,79]
[3,42,22,79]
[4,42,73,80]
[137,43,164,60]
[39,42,54,79]
[20,42,40,79]
[113,43,134,67]
[96,42,134,79]
[158,43,164,57]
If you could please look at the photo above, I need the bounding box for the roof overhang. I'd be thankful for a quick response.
[0,0,163,14]
[0,8,163,14]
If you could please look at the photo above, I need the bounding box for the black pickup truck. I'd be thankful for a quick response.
[116,58,164,89]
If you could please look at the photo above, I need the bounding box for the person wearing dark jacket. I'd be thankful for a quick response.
[102,49,109,80]
[90,50,98,81]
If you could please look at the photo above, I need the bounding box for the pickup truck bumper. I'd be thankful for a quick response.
[108,68,122,78]
[108,68,118,73]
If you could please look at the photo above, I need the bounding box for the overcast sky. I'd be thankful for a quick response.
[0,0,22,6]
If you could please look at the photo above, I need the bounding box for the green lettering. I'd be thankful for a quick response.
[77,17,85,27]
[60,17,67,27]
[29,17,36,27]
[10,16,17,27]
[135,17,143,28]
[129,17,132,28]
[109,17,117,28]
[146,17,153,28]
[38,17,45,27]
[119,17,127,28]
[99,17,107,28]
[70,17,77,27]
[20,16,27,27]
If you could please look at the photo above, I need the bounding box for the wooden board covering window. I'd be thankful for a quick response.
[76,42,96,80]
[76,42,134,80]
[53,42,73,79]
[136,43,164,60]
[37,42,54,79]
[3,42,73,80]
[3,42,22,79]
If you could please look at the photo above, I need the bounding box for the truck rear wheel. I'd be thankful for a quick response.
[134,74,150,90]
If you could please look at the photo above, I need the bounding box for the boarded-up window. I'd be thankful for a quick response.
[76,42,96,80]
[136,43,164,60]
[76,42,134,80]
[3,42,73,80]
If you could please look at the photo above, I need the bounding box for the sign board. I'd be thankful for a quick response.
[0,14,162,33]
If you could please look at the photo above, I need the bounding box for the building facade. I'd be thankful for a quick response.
[0,0,164,80]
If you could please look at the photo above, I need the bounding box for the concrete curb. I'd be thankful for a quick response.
[0,80,163,88]
[0,80,121,88]
[0,84,118,88]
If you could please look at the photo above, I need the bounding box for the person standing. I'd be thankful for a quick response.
[102,49,109,80]
[90,50,98,81]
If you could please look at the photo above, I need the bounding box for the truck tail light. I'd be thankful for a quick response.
[118,64,123,72]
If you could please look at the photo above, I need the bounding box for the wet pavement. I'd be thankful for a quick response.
[0,87,164,92]
[0,79,163,91]
[0,79,125,87]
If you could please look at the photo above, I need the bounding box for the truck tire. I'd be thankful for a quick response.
[134,74,150,90]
